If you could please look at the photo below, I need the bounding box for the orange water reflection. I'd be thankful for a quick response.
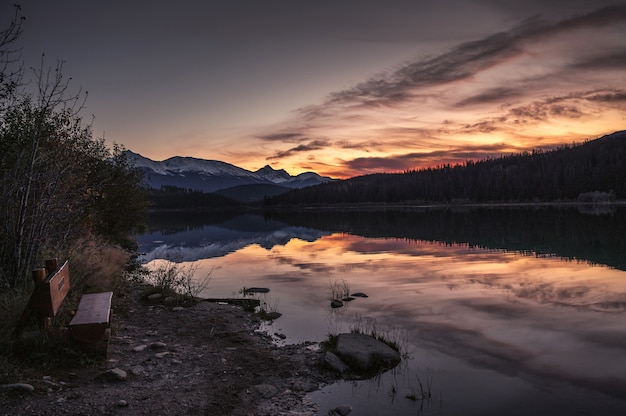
[148,232,626,412]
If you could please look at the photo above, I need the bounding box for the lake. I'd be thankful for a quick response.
[135,206,626,415]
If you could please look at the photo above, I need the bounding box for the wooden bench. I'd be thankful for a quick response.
[15,258,112,356]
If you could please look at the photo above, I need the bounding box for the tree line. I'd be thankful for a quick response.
[0,7,147,289]
[265,207,626,271]
[148,186,241,210]
[267,131,626,206]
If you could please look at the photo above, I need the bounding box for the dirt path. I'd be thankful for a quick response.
[1,283,334,415]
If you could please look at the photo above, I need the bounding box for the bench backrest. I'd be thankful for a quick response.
[37,260,71,317]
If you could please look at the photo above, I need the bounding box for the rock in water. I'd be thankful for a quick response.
[331,300,344,308]
[324,352,349,374]
[332,404,353,415]
[245,287,270,294]
[350,292,368,298]
[336,333,401,370]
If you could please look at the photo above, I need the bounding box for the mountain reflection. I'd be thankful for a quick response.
[135,207,626,413]
[136,212,329,262]
[138,206,626,269]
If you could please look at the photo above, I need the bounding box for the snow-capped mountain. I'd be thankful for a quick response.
[126,151,334,194]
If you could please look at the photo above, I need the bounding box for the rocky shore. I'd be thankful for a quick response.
[1,283,337,415]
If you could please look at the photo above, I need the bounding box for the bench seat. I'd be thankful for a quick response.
[69,291,112,344]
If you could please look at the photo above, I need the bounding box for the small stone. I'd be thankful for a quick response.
[332,404,353,416]
[1,383,35,392]
[265,311,282,320]
[331,300,344,308]
[172,306,184,312]
[147,293,162,300]
[351,292,368,298]
[155,352,170,358]
[342,297,355,302]
[164,296,176,304]
[132,344,148,352]
[117,399,129,407]
[150,341,167,349]
[254,384,278,399]
[97,368,127,382]
[129,366,144,376]
[36,379,59,389]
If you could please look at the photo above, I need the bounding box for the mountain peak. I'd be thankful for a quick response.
[254,165,291,183]
[128,151,335,194]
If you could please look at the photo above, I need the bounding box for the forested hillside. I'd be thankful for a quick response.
[148,186,242,209]
[268,131,626,205]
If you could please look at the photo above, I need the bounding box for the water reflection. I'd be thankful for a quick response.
[136,213,329,262]
[266,205,626,271]
[136,207,626,415]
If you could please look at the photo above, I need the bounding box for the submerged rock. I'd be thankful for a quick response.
[245,287,270,294]
[330,300,344,308]
[265,311,282,320]
[350,292,368,298]
[331,404,353,416]
[324,351,349,374]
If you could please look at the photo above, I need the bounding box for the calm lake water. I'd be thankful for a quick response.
[135,206,626,416]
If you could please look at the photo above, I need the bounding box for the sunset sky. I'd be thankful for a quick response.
[7,1,626,178]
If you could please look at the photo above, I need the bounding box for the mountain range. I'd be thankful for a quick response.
[125,151,335,200]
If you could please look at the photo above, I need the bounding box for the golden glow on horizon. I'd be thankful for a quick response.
[126,6,626,180]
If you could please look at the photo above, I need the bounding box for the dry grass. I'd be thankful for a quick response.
[0,236,132,383]
[328,278,351,301]
[139,260,212,305]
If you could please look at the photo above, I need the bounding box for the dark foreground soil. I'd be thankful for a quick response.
[1,283,335,415]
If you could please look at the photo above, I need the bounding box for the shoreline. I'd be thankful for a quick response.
[1,280,334,416]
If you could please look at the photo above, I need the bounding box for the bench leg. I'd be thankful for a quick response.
[71,328,111,357]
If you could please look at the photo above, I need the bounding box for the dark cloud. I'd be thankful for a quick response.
[549,104,582,118]
[502,93,589,124]
[267,139,331,160]
[344,144,516,172]
[455,87,523,107]
[572,51,626,70]
[586,90,626,103]
[257,132,307,142]
[461,120,503,133]
[345,157,415,172]
[323,29,526,109]
[300,5,626,116]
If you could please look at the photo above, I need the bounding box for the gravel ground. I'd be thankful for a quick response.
[1,283,336,415]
